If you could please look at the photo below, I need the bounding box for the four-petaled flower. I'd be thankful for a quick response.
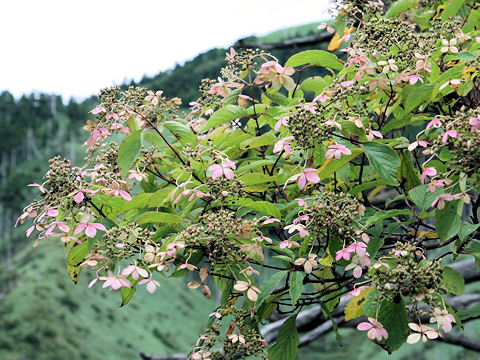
[274,116,289,131]
[233,280,261,302]
[357,317,388,341]
[325,144,352,160]
[378,59,398,73]
[442,129,457,143]
[294,254,318,274]
[122,265,149,280]
[255,61,296,92]
[440,38,458,53]
[207,159,236,180]
[273,136,294,155]
[426,118,442,129]
[430,307,456,333]
[74,222,106,238]
[431,193,462,210]
[138,278,161,293]
[99,271,132,291]
[288,168,320,190]
[407,323,440,344]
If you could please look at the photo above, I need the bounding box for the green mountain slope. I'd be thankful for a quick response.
[0,242,214,360]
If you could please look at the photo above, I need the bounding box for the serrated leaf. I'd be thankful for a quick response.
[316,148,363,180]
[441,0,465,21]
[409,184,438,211]
[66,241,89,283]
[457,304,480,321]
[267,314,299,360]
[233,198,281,218]
[118,130,143,177]
[459,223,480,242]
[362,142,401,186]
[443,266,465,295]
[344,286,375,321]
[136,211,186,225]
[121,281,137,306]
[364,293,409,353]
[163,121,197,146]
[436,201,462,242]
[404,84,435,114]
[289,272,304,306]
[385,0,416,18]
[256,271,288,308]
[285,50,343,70]
[201,105,248,132]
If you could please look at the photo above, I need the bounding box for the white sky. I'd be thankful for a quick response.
[0,1,330,102]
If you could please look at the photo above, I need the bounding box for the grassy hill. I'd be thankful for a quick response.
[0,241,214,360]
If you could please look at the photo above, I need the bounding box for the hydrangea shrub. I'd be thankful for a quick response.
[19,0,480,358]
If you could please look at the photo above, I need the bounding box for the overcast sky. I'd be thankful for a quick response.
[0,1,331,101]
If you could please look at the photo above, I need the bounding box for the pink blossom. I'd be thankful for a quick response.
[336,246,355,261]
[208,77,243,98]
[274,117,289,131]
[427,178,450,193]
[426,118,442,129]
[430,307,456,333]
[289,168,320,190]
[105,113,119,121]
[298,199,306,207]
[421,167,437,184]
[122,265,149,280]
[284,223,309,238]
[46,207,59,217]
[255,61,296,92]
[128,170,149,182]
[73,189,98,204]
[325,144,352,160]
[252,235,273,243]
[138,278,161,293]
[102,182,132,201]
[262,218,281,225]
[469,116,480,131]
[15,207,38,226]
[178,262,198,271]
[90,106,106,114]
[45,221,70,236]
[357,317,388,341]
[345,254,371,278]
[346,286,369,297]
[293,215,309,224]
[408,140,428,152]
[278,239,301,249]
[351,241,367,256]
[209,311,222,319]
[442,130,457,144]
[273,136,294,155]
[408,74,424,85]
[371,262,390,269]
[74,222,106,238]
[28,183,47,193]
[340,80,355,88]
[431,193,462,210]
[225,47,236,63]
[166,241,185,256]
[99,271,132,291]
[207,159,236,180]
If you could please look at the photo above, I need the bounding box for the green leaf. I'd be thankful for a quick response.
[223,88,242,105]
[118,130,143,177]
[289,272,304,306]
[364,209,413,228]
[317,148,363,180]
[436,201,462,242]
[146,188,173,207]
[385,0,416,18]
[300,76,331,94]
[267,314,299,360]
[362,142,401,186]
[442,266,465,295]
[397,150,420,192]
[120,281,137,306]
[136,211,186,225]
[444,51,477,62]
[408,184,438,211]
[66,241,89,283]
[441,0,466,21]
[364,293,409,353]
[462,239,480,253]
[163,121,197,146]
[234,198,281,218]
[403,84,435,114]
[285,50,343,70]
[201,105,248,132]
[458,223,480,242]
[457,304,480,321]
[240,132,277,149]
[263,91,290,106]
[256,271,288,308]
[238,173,277,186]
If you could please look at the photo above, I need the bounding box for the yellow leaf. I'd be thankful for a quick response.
[435,4,446,18]
[313,267,335,293]
[368,185,387,200]
[409,231,438,239]
[327,26,354,51]
[344,286,375,321]
[318,252,333,267]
